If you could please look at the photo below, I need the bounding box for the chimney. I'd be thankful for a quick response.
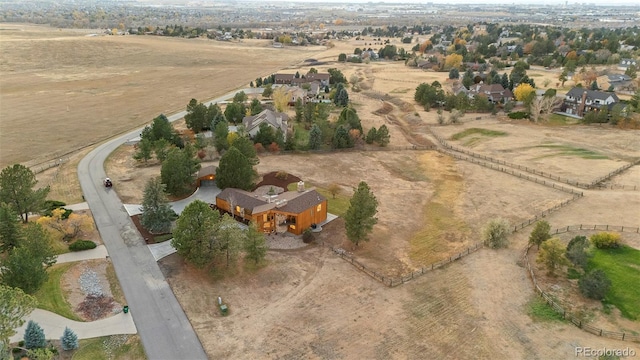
[297,181,305,192]
[577,91,588,117]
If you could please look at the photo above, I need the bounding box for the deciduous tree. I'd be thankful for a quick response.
[514,83,536,102]
[327,183,341,199]
[565,235,590,269]
[0,285,36,350]
[37,208,92,242]
[529,220,551,249]
[579,269,611,300]
[0,164,50,223]
[536,237,568,276]
[272,87,290,112]
[344,181,378,247]
[141,177,177,234]
[444,54,463,70]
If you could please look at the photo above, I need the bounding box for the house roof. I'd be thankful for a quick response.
[468,84,513,99]
[242,109,288,133]
[607,74,632,83]
[274,74,295,82]
[197,165,217,178]
[305,73,330,81]
[217,188,326,215]
[566,87,619,102]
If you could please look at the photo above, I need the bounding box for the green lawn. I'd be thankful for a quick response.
[526,296,565,322]
[535,144,608,159]
[287,182,350,216]
[293,123,310,150]
[587,245,640,320]
[547,113,579,126]
[73,335,145,360]
[450,128,508,141]
[34,263,83,321]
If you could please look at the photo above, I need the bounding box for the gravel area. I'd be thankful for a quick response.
[265,233,309,250]
[79,268,103,296]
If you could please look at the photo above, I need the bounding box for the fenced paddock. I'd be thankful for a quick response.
[523,225,640,343]
[29,157,70,174]
[426,126,638,190]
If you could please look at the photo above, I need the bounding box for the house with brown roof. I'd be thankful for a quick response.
[304,72,330,86]
[215,184,327,235]
[274,73,295,84]
[242,109,289,137]
[467,84,513,103]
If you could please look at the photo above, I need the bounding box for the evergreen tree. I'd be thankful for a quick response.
[23,320,46,349]
[334,88,349,107]
[294,98,304,122]
[332,126,353,149]
[141,177,177,234]
[462,68,475,89]
[215,147,255,190]
[213,120,230,153]
[448,68,460,79]
[0,202,21,252]
[60,327,79,351]
[365,127,377,144]
[229,136,259,165]
[0,164,50,223]
[172,200,221,268]
[375,125,390,146]
[501,73,510,90]
[243,223,267,265]
[207,103,226,129]
[160,146,201,196]
[308,124,323,150]
[133,137,153,163]
[344,181,378,247]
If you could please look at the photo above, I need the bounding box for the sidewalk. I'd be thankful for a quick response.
[10,309,137,343]
[56,245,108,264]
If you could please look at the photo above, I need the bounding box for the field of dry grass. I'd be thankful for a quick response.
[7,24,639,359]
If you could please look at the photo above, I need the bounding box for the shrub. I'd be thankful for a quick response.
[508,111,529,119]
[566,235,591,269]
[302,228,315,243]
[482,218,510,248]
[69,240,97,251]
[590,232,621,249]
[579,269,611,300]
[275,171,289,180]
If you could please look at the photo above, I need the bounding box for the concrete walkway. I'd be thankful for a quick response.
[10,309,136,343]
[147,241,177,261]
[55,245,108,263]
[65,202,90,211]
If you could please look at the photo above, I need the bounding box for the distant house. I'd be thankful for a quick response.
[562,87,620,117]
[215,185,327,235]
[274,73,295,85]
[618,58,637,71]
[467,84,513,103]
[598,74,634,92]
[305,72,330,86]
[242,109,289,137]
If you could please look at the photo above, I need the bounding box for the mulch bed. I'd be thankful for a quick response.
[131,214,169,244]
[254,171,302,191]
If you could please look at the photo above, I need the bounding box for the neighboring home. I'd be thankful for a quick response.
[562,87,620,117]
[467,84,513,103]
[597,74,634,92]
[215,184,327,235]
[274,73,295,85]
[282,86,307,106]
[305,72,330,86]
[196,165,217,187]
[242,109,288,137]
[618,58,637,71]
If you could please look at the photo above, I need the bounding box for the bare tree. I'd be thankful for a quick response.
[529,96,563,123]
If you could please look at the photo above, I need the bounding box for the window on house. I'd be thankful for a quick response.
[263,214,268,222]
[264,222,271,228]
[290,225,296,230]
[317,204,322,212]
[236,206,241,213]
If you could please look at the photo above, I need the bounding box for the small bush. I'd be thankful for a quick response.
[275,171,289,180]
[302,229,315,243]
[482,218,510,248]
[508,111,529,119]
[567,267,581,279]
[590,232,621,249]
[69,240,97,251]
[579,269,611,300]
[566,235,591,269]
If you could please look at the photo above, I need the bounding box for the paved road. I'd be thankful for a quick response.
[77,88,259,360]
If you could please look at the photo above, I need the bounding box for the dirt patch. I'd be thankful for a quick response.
[62,259,122,321]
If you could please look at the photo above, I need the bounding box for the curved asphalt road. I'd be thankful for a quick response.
[78,88,261,360]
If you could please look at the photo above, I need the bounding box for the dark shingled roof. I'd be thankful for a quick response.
[278,190,326,214]
[566,87,619,102]
[217,188,267,211]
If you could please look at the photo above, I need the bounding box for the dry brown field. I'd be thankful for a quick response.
[7,24,638,359]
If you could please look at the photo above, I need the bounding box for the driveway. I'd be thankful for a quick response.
[77,88,258,359]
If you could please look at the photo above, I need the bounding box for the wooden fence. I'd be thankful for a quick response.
[511,195,583,232]
[320,241,482,288]
[595,184,639,191]
[260,144,437,156]
[522,225,640,343]
[29,157,70,174]
[427,127,638,190]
